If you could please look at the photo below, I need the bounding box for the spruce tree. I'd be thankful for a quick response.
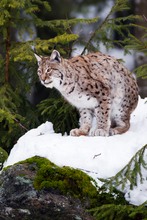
[0,0,98,151]
[0,0,51,151]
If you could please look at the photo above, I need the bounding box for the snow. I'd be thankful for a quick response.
[4,97,147,206]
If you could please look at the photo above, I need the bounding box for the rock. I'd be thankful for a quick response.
[0,156,95,220]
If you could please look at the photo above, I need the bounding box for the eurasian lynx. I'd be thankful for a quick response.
[35,50,138,136]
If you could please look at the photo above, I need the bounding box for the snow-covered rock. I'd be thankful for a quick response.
[4,97,147,205]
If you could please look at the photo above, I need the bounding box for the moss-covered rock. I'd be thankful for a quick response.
[0,156,95,220]
[0,156,129,220]
[20,156,98,207]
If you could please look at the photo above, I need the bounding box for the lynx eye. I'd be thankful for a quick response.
[47,68,52,74]
[38,70,42,75]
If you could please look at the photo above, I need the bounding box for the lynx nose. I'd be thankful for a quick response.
[41,74,47,82]
[42,79,48,84]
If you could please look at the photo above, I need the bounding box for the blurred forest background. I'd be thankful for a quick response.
[0,0,147,153]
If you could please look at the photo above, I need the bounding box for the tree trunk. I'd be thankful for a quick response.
[5,26,10,83]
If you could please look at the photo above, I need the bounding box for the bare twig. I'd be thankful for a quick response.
[143,14,147,22]
[14,118,28,131]
[93,153,101,159]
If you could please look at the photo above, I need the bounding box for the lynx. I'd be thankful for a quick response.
[35,50,138,136]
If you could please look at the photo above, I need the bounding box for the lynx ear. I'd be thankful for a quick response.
[50,50,61,63]
[34,53,42,62]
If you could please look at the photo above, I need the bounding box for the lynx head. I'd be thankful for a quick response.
[35,50,63,88]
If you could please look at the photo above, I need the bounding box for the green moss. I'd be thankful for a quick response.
[23,156,56,168]
[12,156,127,209]
[22,156,98,206]
[0,147,8,169]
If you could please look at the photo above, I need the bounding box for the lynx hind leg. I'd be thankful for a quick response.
[89,99,111,137]
[70,108,93,136]
[109,115,130,136]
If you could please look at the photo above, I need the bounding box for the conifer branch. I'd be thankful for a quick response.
[81,8,112,55]
[90,202,147,220]
[81,0,138,55]
[99,145,147,191]
[80,0,127,55]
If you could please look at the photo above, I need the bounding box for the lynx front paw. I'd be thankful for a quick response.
[109,128,119,136]
[90,128,109,136]
[70,128,88,136]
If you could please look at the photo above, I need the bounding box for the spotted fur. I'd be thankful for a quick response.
[35,50,138,136]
